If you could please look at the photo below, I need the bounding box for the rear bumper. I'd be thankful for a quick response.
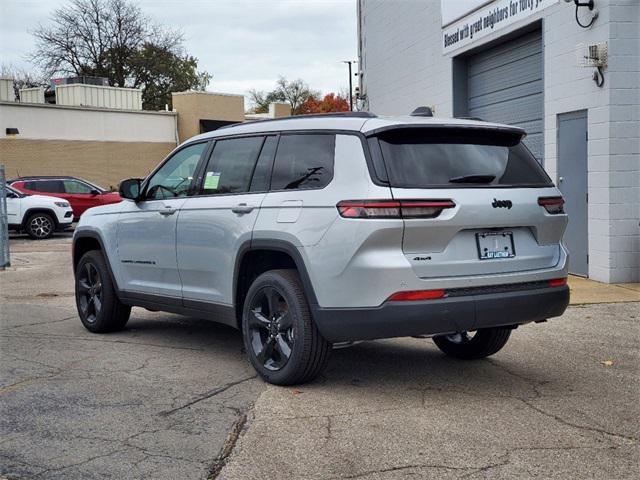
[312,284,569,343]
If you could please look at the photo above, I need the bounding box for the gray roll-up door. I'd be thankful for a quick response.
[467,30,543,161]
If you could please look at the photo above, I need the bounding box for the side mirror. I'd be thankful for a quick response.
[90,189,100,196]
[119,178,142,201]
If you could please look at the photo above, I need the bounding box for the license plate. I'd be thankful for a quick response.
[476,231,515,260]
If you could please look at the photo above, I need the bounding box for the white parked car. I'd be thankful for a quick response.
[5,184,74,239]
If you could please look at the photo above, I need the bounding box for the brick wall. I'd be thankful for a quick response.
[0,139,175,190]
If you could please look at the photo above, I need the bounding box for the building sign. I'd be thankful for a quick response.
[442,0,558,54]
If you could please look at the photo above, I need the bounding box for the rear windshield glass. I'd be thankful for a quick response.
[376,128,552,188]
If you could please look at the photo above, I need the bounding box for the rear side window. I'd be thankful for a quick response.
[271,134,335,191]
[250,136,277,192]
[201,136,264,195]
[64,180,93,194]
[27,180,65,193]
[376,129,552,188]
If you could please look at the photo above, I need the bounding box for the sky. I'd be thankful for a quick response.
[0,0,357,106]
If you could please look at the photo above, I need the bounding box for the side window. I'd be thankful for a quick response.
[64,180,93,194]
[23,182,37,191]
[270,134,335,190]
[31,180,65,193]
[249,136,278,192]
[145,143,206,200]
[201,136,264,195]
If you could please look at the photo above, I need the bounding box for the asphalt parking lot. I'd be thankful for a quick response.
[1,234,639,479]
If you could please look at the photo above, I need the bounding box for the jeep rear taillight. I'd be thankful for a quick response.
[538,196,565,214]
[337,200,455,219]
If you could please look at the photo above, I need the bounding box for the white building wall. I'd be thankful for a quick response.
[359,0,639,283]
[606,0,640,283]
[0,102,177,143]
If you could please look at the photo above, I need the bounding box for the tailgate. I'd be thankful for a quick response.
[393,187,567,278]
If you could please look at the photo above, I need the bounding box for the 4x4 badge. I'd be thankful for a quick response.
[492,199,513,209]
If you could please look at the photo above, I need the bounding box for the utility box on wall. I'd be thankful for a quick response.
[56,84,142,110]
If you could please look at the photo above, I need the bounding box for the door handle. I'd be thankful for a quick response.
[159,206,177,216]
[559,176,564,183]
[231,203,255,214]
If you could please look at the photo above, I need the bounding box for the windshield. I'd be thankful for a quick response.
[375,128,552,188]
[5,185,25,198]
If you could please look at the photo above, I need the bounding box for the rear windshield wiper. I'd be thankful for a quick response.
[449,174,496,184]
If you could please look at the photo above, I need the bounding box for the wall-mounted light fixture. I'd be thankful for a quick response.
[566,0,599,28]
[5,128,19,137]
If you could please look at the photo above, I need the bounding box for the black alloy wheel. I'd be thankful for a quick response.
[242,270,331,385]
[247,286,294,371]
[75,250,130,333]
[77,262,103,325]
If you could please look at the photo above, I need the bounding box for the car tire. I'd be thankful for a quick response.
[242,269,331,385]
[432,327,512,360]
[75,250,131,333]
[25,212,55,240]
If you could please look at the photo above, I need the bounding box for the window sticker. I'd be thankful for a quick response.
[204,171,221,190]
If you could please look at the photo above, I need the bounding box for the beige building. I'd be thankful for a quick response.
[0,83,290,189]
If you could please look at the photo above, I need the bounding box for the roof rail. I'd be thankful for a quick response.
[9,175,77,180]
[216,111,377,131]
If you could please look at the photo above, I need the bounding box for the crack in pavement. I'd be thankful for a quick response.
[30,449,130,479]
[208,407,250,479]
[333,444,628,480]
[0,333,204,351]
[517,397,639,444]
[1,315,77,331]
[0,355,96,395]
[158,375,257,417]
[337,462,475,479]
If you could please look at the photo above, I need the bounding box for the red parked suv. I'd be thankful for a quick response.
[10,176,122,220]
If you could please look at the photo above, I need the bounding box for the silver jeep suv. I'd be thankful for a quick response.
[73,110,570,385]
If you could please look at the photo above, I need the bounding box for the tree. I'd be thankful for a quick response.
[0,64,48,101]
[130,43,211,110]
[30,0,210,110]
[248,76,318,115]
[247,89,286,114]
[299,92,350,114]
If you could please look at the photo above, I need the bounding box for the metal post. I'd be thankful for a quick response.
[0,165,10,269]
[342,60,356,111]
[348,61,353,111]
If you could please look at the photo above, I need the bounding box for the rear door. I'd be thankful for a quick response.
[26,180,66,201]
[372,127,567,279]
[177,135,274,307]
